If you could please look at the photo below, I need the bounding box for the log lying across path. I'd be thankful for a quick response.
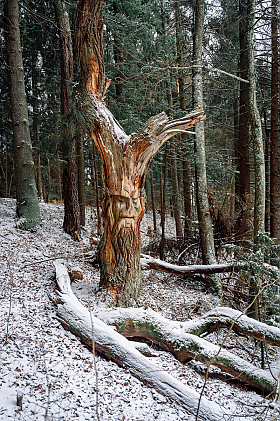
[97,307,279,394]
[54,261,279,419]
[54,261,225,421]
[140,254,247,276]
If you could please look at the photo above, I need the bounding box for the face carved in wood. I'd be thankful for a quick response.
[111,195,142,229]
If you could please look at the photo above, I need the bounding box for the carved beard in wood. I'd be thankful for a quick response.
[110,195,143,261]
[101,194,145,304]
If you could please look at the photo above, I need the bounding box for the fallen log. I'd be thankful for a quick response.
[54,260,226,421]
[97,307,278,394]
[140,254,247,276]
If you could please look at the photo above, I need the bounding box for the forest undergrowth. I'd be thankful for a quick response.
[0,198,279,420]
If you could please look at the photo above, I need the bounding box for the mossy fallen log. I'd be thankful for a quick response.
[97,307,278,394]
[54,261,226,421]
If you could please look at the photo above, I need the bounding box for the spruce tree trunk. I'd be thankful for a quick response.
[4,0,40,230]
[160,148,167,260]
[54,0,80,241]
[75,0,203,306]
[270,0,279,240]
[192,0,221,297]
[76,133,86,226]
[150,171,157,232]
[245,0,265,319]
[174,3,192,238]
[236,0,251,243]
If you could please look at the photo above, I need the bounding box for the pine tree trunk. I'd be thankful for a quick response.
[4,0,40,230]
[236,0,252,243]
[270,0,279,240]
[174,3,193,238]
[245,0,265,319]
[192,0,221,296]
[160,149,167,260]
[150,172,157,232]
[54,0,80,240]
[76,133,86,226]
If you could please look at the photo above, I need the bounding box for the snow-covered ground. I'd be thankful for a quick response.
[0,198,279,420]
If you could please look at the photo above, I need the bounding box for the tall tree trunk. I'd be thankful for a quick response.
[150,171,157,232]
[236,0,251,243]
[270,0,279,240]
[31,47,43,200]
[165,69,183,240]
[174,4,192,238]
[76,133,86,226]
[54,0,80,241]
[4,0,40,230]
[192,0,221,297]
[160,147,168,260]
[75,0,203,306]
[245,0,265,319]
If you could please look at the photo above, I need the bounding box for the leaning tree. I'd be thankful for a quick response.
[75,0,204,306]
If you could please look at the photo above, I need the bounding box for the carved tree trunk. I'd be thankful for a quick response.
[75,0,204,306]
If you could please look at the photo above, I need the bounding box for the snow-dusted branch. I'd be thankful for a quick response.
[140,254,247,276]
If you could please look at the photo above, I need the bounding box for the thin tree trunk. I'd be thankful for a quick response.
[54,0,80,241]
[192,0,221,296]
[76,133,86,226]
[150,171,157,232]
[236,0,252,244]
[31,47,43,200]
[174,3,192,238]
[270,0,279,240]
[160,146,168,260]
[245,0,265,319]
[4,0,40,230]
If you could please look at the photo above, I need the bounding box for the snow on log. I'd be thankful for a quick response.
[97,307,278,394]
[140,254,247,276]
[188,307,280,347]
[54,260,225,421]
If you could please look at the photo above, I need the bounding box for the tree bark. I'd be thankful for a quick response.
[75,0,204,306]
[150,171,157,232]
[244,0,265,319]
[76,133,86,226]
[270,0,279,241]
[4,0,40,230]
[235,0,252,244]
[192,0,221,297]
[54,0,81,241]
[160,152,167,260]
[174,3,192,238]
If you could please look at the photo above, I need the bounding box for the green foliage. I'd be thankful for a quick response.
[226,233,280,326]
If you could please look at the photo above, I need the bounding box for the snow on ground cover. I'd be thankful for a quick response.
[0,198,278,420]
